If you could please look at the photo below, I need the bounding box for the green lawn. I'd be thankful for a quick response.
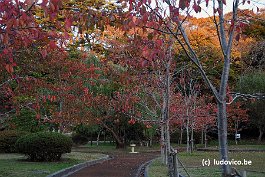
[0,152,105,177]
[148,151,265,177]
[148,158,168,177]
[75,140,265,153]
[74,142,162,153]
[207,139,265,147]
[196,144,265,151]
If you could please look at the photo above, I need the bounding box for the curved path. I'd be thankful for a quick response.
[68,152,159,177]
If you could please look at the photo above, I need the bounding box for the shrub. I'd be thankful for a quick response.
[16,132,73,161]
[0,130,29,153]
[72,133,89,145]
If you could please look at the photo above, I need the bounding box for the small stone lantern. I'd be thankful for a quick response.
[129,144,138,153]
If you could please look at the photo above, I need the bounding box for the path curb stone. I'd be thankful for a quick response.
[135,157,155,177]
[143,157,185,177]
[47,154,111,177]
[143,157,159,177]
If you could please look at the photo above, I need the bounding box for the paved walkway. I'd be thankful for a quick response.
[68,152,159,177]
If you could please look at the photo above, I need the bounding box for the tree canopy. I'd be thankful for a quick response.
[1,1,264,176]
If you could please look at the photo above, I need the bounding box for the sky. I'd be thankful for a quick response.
[148,0,265,18]
[191,0,265,17]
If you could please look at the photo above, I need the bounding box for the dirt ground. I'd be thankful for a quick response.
[68,152,159,177]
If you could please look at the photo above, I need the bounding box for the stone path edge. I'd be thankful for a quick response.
[47,154,111,177]
[143,157,159,177]
[135,157,155,177]
[143,157,185,177]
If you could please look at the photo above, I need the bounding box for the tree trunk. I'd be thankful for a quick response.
[191,126,194,153]
[96,130,101,146]
[204,128,207,148]
[235,120,238,145]
[186,118,190,153]
[186,126,190,153]
[166,119,171,160]
[90,132,93,146]
[161,124,166,164]
[217,102,231,176]
[180,126,183,144]
[201,128,204,145]
[161,53,172,165]
[103,131,106,143]
[115,141,125,149]
[101,122,125,149]
[258,128,263,142]
[160,123,170,164]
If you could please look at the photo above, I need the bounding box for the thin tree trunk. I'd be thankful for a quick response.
[235,120,238,145]
[164,45,173,176]
[161,121,169,165]
[186,111,190,153]
[96,130,101,146]
[161,124,166,164]
[90,132,93,146]
[104,131,106,143]
[204,129,207,148]
[217,1,239,175]
[161,51,172,166]
[217,102,231,176]
[201,128,204,145]
[149,131,153,147]
[166,119,171,161]
[179,126,183,144]
[258,128,263,142]
[186,126,190,153]
[191,126,194,153]
[165,121,174,177]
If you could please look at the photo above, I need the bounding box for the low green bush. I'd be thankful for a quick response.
[72,133,89,145]
[0,130,29,153]
[16,132,73,161]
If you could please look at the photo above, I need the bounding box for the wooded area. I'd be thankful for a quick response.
[1,0,265,177]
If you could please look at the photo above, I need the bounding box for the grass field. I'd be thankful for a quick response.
[0,152,105,177]
[207,139,265,147]
[148,151,265,177]
[74,141,162,153]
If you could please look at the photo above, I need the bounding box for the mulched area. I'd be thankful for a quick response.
[68,152,160,177]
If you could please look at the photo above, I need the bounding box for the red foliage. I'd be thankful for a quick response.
[227,102,248,133]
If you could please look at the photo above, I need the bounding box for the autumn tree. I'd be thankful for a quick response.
[172,68,201,152]
[226,101,248,144]
[193,96,216,148]
[0,0,70,130]
[81,56,142,148]
[101,23,183,163]
[120,0,258,176]
[0,0,123,131]
[243,8,265,40]
[171,68,217,151]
